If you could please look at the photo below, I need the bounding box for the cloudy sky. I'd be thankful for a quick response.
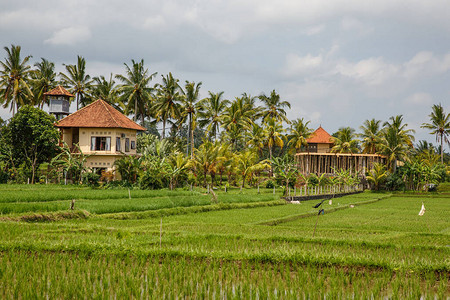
[1,0,449,145]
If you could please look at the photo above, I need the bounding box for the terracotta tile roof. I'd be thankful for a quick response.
[44,85,75,97]
[307,126,334,144]
[55,99,146,131]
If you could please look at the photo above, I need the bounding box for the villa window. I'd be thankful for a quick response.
[131,140,136,150]
[91,136,111,151]
[125,138,130,152]
[116,137,121,152]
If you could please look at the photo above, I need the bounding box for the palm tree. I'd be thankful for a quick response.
[421,104,450,164]
[331,127,360,154]
[221,97,253,148]
[359,119,382,154]
[380,115,415,172]
[115,59,156,126]
[258,89,291,123]
[287,118,313,154]
[190,141,223,187]
[246,122,265,157]
[263,117,285,175]
[180,81,202,157]
[0,45,33,115]
[366,163,388,191]
[30,58,57,109]
[91,74,122,111]
[198,91,229,141]
[60,56,94,110]
[235,149,269,188]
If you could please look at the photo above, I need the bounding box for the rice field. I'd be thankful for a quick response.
[0,184,448,298]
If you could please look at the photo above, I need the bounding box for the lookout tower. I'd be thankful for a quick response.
[44,86,74,120]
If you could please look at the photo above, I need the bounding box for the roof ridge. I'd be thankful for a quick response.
[100,99,121,128]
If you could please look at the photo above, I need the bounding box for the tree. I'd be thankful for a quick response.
[198,91,229,141]
[259,89,291,124]
[153,73,183,139]
[180,81,202,158]
[235,150,269,188]
[1,106,59,183]
[421,103,450,164]
[221,96,253,148]
[60,56,94,110]
[331,127,360,154]
[246,123,265,157]
[51,142,91,184]
[366,163,388,191]
[287,118,313,154]
[359,119,382,154]
[30,58,57,109]
[115,59,156,126]
[190,141,223,187]
[263,117,285,175]
[0,44,33,115]
[380,115,415,172]
[92,74,122,111]
[113,155,140,183]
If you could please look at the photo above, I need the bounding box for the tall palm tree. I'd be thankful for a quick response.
[421,103,450,164]
[153,73,183,139]
[30,58,57,109]
[235,149,269,188]
[60,55,94,110]
[263,117,285,175]
[198,91,230,141]
[331,127,360,154]
[380,115,415,172]
[0,44,33,115]
[246,122,265,156]
[180,81,202,157]
[115,59,156,126]
[92,74,123,111]
[287,118,313,154]
[359,119,382,154]
[241,92,263,119]
[221,96,253,148]
[258,89,291,124]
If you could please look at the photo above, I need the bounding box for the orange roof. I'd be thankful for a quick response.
[44,85,74,97]
[306,126,334,144]
[55,99,146,131]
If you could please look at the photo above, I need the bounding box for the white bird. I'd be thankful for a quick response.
[418,203,426,216]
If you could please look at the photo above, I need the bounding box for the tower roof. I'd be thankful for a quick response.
[306,126,334,144]
[55,99,146,131]
[44,85,74,97]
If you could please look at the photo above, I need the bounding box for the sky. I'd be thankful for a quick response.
[1,0,449,147]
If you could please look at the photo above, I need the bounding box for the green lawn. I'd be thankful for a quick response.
[0,184,448,298]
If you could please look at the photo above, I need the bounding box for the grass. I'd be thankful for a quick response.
[0,184,448,298]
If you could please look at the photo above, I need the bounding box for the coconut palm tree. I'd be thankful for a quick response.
[380,115,415,172]
[258,89,291,124]
[359,119,382,154]
[0,44,33,115]
[190,141,223,187]
[246,122,265,156]
[366,163,388,191]
[153,73,183,139]
[91,74,122,111]
[287,118,313,154]
[60,56,94,110]
[221,96,253,148]
[30,58,57,109]
[115,59,156,126]
[263,117,285,176]
[180,81,202,158]
[331,127,360,154]
[198,91,229,141]
[421,103,450,164]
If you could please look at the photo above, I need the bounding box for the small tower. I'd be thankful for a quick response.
[44,86,74,120]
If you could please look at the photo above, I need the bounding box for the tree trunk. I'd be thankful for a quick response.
[190,114,194,159]
[441,133,444,164]
[162,119,166,140]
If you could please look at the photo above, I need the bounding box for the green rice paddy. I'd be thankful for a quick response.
[0,184,448,298]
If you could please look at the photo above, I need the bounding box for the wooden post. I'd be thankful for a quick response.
[160,218,162,248]
[128,188,131,199]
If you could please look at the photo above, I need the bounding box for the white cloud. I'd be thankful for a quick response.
[304,24,326,36]
[335,57,399,86]
[403,93,433,106]
[283,53,323,76]
[44,26,91,46]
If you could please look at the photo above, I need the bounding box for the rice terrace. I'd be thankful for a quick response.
[0,184,448,299]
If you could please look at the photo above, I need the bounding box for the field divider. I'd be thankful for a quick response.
[257,195,392,226]
[98,200,287,220]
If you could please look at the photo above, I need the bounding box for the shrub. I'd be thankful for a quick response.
[266,180,275,189]
[83,172,101,187]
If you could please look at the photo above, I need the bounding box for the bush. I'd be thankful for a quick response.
[139,169,166,190]
[266,180,275,189]
[83,172,101,187]
[385,172,405,191]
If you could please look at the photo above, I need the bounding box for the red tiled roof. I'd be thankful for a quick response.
[44,85,75,97]
[55,99,146,131]
[307,126,334,144]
